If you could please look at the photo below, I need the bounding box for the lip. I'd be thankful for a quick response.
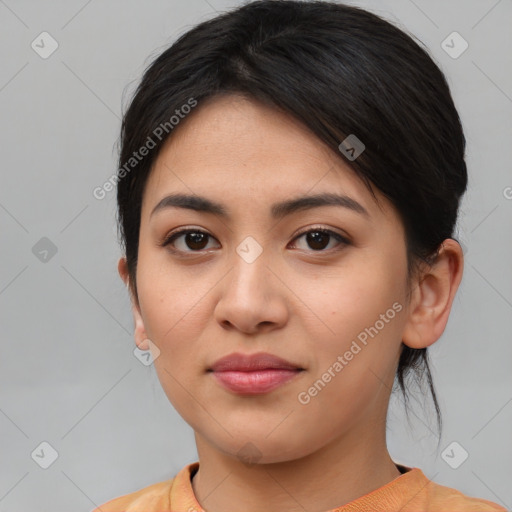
[208,352,305,395]
[209,352,304,372]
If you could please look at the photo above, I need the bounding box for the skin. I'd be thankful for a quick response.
[118,94,464,512]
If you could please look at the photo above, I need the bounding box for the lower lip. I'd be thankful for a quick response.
[211,369,302,394]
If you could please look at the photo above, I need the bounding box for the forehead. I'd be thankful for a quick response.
[142,94,391,222]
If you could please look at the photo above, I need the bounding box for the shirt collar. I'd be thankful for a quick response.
[169,461,430,512]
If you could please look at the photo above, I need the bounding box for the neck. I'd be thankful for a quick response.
[191,423,401,512]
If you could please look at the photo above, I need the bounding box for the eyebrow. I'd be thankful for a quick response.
[150,192,370,220]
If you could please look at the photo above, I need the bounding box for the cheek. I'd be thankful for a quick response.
[136,259,211,423]
[313,266,399,338]
[136,245,211,339]
[307,258,405,386]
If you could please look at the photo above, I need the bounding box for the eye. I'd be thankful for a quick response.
[160,226,350,255]
[160,228,219,253]
[290,227,350,252]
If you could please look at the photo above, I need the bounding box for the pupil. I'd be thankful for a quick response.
[308,231,328,250]
[187,232,207,250]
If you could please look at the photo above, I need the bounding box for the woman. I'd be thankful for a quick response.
[94,0,506,510]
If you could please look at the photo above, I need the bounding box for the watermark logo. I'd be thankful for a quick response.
[236,236,263,264]
[133,338,161,366]
[32,237,58,263]
[441,32,468,59]
[236,441,263,466]
[441,441,469,469]
[31,32,59,59]
[338,134,365,161]
[31,441,59,469]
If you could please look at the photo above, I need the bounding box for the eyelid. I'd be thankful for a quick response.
[160,225,351,253]
[159,226,217,250]
[292,224,350,244]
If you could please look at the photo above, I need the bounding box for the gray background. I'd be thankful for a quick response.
[1,0,511,511]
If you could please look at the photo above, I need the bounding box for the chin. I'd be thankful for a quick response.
[214,433,314,466]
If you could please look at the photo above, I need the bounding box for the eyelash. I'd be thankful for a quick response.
[160,226,350,255]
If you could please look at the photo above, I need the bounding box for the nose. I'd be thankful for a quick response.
[213,246,289,334]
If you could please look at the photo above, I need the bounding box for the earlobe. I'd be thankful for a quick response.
[117,256,130,289]
[131,302,151,351]
[117,256,150,351]
[401,239,464,350]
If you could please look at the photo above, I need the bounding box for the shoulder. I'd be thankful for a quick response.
[417,475,507,512]
[90,478,174,512]
[386,466,507,512]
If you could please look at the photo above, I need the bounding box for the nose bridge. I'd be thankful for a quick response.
[212,232,287,333]
[229,234,271,295]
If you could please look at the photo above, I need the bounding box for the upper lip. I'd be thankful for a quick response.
[209,352,304,372]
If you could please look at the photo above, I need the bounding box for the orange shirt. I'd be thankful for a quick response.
[92,461,507,512]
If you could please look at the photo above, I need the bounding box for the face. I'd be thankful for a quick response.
[124,94,413,463]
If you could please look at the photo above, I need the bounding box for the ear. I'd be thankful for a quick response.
[402,239,464,349]
[117,257,150,351]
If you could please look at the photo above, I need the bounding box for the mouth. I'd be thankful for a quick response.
[208,352,305,395]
